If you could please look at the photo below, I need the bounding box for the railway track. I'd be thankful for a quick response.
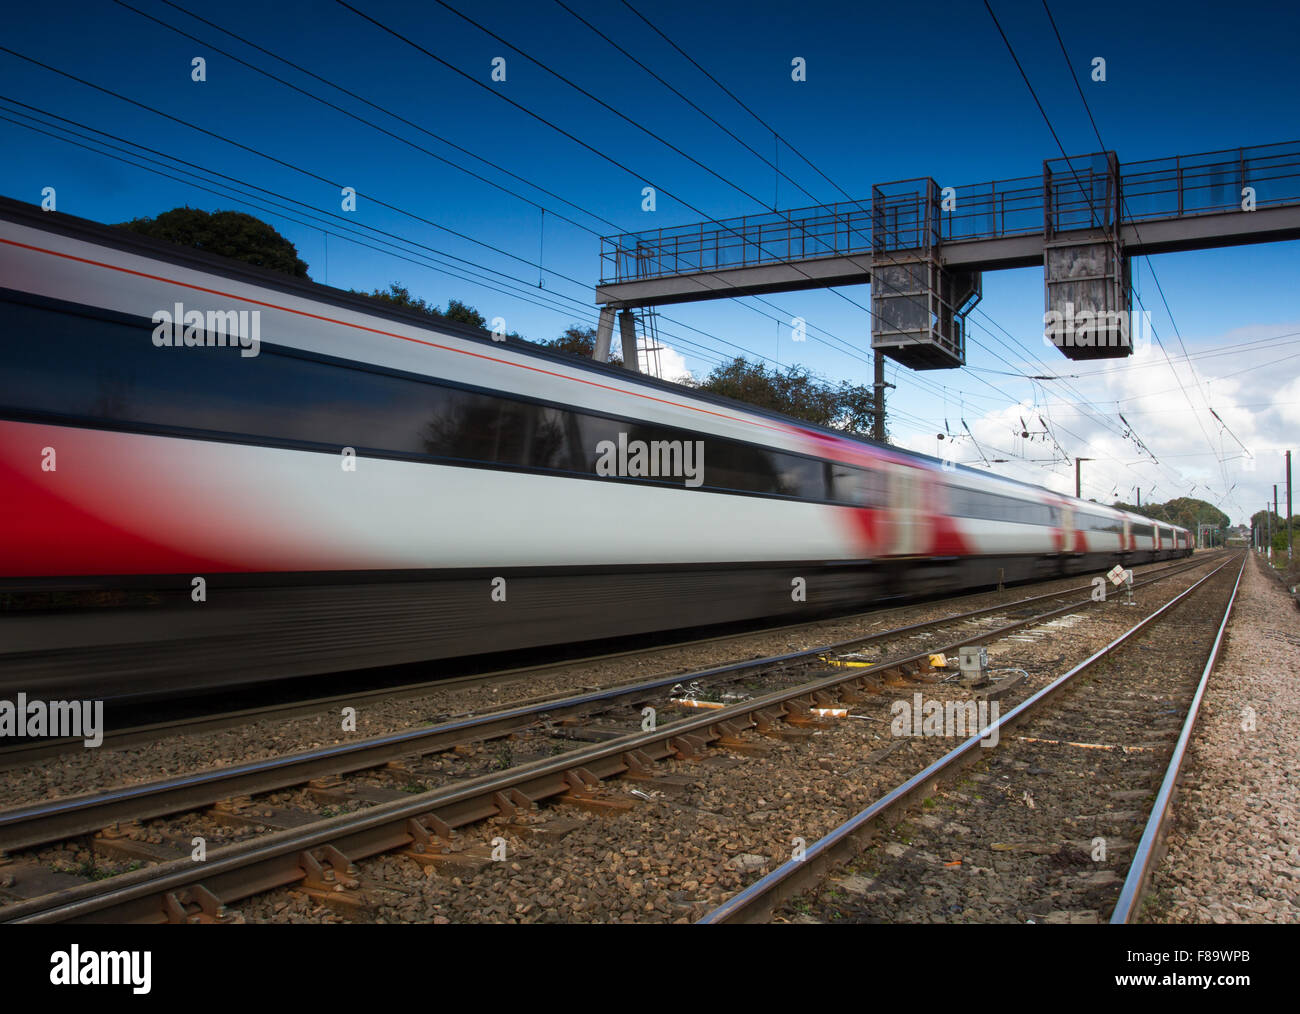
[0,553,1216,923]
[0,556,1210,770]
[700,551,1246,924]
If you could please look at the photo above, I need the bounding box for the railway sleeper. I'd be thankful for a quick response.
[293,846,376,914]
[490,788,535,819]
[499,816,583,843]
[751,707,812,741]
[781,700,835,728]
[209,803,323,832]
[0,860,92,902]
[298,845,358,887]
[306,783,414,807]
[403,815,455,854]
[397,814,499,873]
[668,733,711,760]
[162,884,231,925]
[556,766,637,814]
[92,830,188,865]
[712,719,769,757]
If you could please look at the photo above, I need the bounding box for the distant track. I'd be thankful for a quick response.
[696,552,1244,924]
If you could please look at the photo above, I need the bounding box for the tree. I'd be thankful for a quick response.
[354,282,439,317]
[444,298,486,329]
[533,324,622,364]
[350,286,506,336]
[690,357,880,437]
[1250,509,1280,534]
[1251,509,1299,555]
[1110,497,1228,531]
[118,207,309,277]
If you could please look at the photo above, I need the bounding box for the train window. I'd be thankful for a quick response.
[944,486,1055,526]
[0,293,863,507]
[830,465,886,509]
[1083,513,1122,534]
[698,437,786,497]
[775,455,827,499]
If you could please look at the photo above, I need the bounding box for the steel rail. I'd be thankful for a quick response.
[1109,551,1247,923]
[696,552,1242,924]
[0,556,1212,854]
[2,556,1217,923]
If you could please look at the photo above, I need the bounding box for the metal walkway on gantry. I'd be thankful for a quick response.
[594,140,1300,372]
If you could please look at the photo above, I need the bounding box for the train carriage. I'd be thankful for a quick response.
[0,197,1191,701]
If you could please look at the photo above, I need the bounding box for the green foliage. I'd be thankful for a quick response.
[117,206,309,277]
[1251,509,1299,556]
[1249,509,1299,532]
[350,284,510,335]
[356,282,440,317]
[533,324,622,364]
[490,742,514,771]
[444,298,486,329]
[689,357,881,438]
[1110,496,1229,531]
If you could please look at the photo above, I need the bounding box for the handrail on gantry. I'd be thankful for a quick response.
[598,139,1300,285]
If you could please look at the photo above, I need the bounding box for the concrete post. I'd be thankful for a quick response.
[593,306,616,363]
[618,310,640,372]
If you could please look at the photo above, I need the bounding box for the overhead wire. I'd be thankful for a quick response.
[1035,0,1245,504]
[985,0,1238,510]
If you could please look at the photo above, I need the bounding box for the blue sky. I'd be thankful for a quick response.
[1,0,1297,525]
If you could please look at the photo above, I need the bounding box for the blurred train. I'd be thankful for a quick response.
[0,196,1192,700]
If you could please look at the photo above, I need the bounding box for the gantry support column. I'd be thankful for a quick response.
[593,305,617,363]
[618,309,640,372]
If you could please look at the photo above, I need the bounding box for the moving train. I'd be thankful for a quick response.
[0,196,1192,700]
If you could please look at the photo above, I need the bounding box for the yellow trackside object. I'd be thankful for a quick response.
[929,653,949,668]
[821,655,874,668]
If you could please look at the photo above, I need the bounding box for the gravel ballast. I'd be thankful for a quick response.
[225,560,1219,923]
[1141,552,1300,924]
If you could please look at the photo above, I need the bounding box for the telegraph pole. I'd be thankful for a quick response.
[1287,450,1293,562]
[1075,458,1092,498]
[871,350,893,443]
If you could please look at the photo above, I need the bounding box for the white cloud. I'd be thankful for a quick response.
[640,342,693,383]
[891,321,1300,524]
